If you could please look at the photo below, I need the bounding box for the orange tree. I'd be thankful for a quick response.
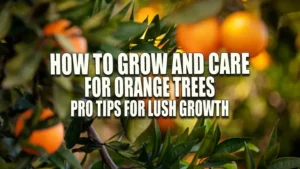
[0,0,300,169]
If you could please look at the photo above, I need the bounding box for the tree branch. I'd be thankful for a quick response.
[87,125,118,169]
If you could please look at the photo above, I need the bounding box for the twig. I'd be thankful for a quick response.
[87,125,147,169]
[87,125,119,169]
[91,135,147,168]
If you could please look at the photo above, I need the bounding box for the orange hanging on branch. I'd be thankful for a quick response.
[135,3,164,24]
[220,11,268,58]
[250,50,272,71]
[14,108,64,155]
[176,17,221,59]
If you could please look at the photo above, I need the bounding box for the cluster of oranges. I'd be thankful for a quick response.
[176,11,269,61]
[176,11,272,71]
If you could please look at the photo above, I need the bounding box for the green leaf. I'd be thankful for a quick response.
[60,1,93,22]
[258,155,268,169]
[190,118,205,132]
[65,117,82,149]
[34,116,61,130]
[109,141,130,151]
[268,120,279,150]
[82,9,108,31]
[56,146,82,169]
[258,143,280,169]
[162,141,174,168]
[91,160,104,169]
[236,143,260,153]
[267,157,300,169]
[171,160,180,169]
[80,118,94,132]
[158,129,171,164]
[215,125,221,145]
[138,145,149,162]
[0,3,11,39]
[174,128,189,145]
[113,22,148,41]
[145,15,161,40]
[57,1,83,12]
[196,118,205,127]
[197,123,218,158]
[221,162,238,169]
[105,0,116,21]
[125,118,152,142]
[204,119,212,133]
[264,144,280,165]
[77,137,95,146]
[152,119,162,159]
[208,152,242,162]
[130,41,163,53]
[72,145,97,153]
[172,141,196,161]
[180,160,190,168]
[100,44,124,60]
[52,80,72,119]
[187,126,205,143]
[13,96,33,111]
[49,154,65,169]
[244,142,255,169]
[215,138,253,153]
[157,26,175,48]
[111,1,132,20]
[2,43,42,88]
[200,161,238,169]
[164,0,224,24]
[189,122,218,168]
[92,0,103,15]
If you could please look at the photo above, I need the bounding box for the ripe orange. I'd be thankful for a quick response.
[14,108,64,155]
[250,50,272,71]
[220,11,268,57]
[43,19,87,53]
[176,17,221,59]
[157,117,176,134]
[135,4,163,24]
